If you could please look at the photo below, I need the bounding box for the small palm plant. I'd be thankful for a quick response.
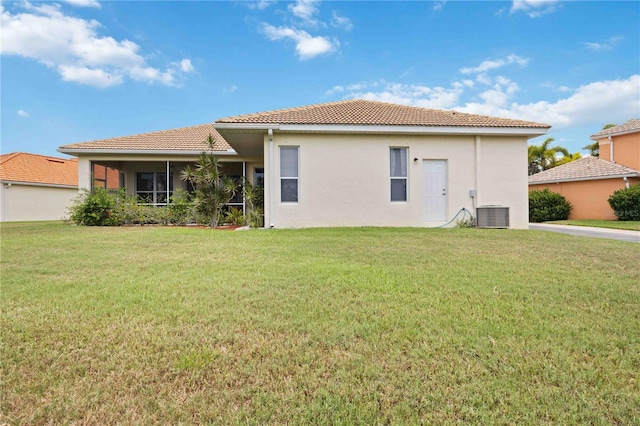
[242,176,264,228]
[181,134,238,228]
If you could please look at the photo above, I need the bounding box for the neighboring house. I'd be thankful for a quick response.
[528,120,640,220]
[59,100,550,229]
[592,119,640,169]
[0,152,78,222]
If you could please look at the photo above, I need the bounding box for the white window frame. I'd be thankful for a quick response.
[390,147,408,202]
[280,146,299,203]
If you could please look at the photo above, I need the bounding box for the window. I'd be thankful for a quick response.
[390,148,408,202]
[136,172,173,204]
[280,146,299,202]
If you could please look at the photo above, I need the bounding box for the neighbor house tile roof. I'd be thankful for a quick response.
[58,124,232,152]
[528,156,640,184]
[590,119,640,139]
[0,152,78,186]
[216,99,551,128]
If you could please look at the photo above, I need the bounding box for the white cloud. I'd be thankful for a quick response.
[327,79,465,109]
[176,59,194,73]
[458,75,640,128]
[331,11,353,31]
[433,1,447,12]
[257,1,348,59]
[584,36,624,51]
[245,1,273,10]
[0,3,193,88]
[510,0,559,18]
[62,0,101,8]
[58,64,123,87]
[289,1,318,21]
[460,54,529,75]
[17,109,29,117]
[261,23,336,60]
[223,85,238,94]
[326,47,638,131]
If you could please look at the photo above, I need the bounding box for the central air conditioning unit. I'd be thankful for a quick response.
[476,206,510,229]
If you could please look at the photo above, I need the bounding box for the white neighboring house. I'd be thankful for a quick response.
[58,100,550,229]
[0,152,78,222]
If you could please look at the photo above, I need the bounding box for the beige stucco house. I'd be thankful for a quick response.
[529,120,640,220]
[58,100,550,229]
[0,152,79,222]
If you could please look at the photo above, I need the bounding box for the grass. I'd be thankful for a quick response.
[1,222,639,424]
[546,220,640,231]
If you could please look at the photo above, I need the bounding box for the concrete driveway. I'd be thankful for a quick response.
[529,223,640,243]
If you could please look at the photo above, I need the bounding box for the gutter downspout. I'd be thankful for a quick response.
[623,176,630,189]
[268,128,275,228]
[609,136,614,163]
[474,135,481,210]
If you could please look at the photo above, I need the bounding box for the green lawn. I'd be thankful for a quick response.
[546,220,640,231]
[2,223,639,424]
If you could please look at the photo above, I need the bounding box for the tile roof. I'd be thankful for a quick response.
[0,152,78,186]
[58,124,232,152]
[528,156,640,184]
[590,119,640,139]
[216,99,551,128]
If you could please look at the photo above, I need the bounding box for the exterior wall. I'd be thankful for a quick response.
[264,133,529,229]
[0,182,78,222]
[477,136,529,228]
[529,177,640,220]
[598,132,640,169]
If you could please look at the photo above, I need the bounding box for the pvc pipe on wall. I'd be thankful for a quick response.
[609,136,614,163]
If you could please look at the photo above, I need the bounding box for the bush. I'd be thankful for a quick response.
[68,188,197,226]
[608,184,640,221]
[529,189,572,222]
[68,188,121,226]
[223,207,246,226]
[168,189,194,225]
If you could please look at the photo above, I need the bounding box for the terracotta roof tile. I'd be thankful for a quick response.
[59,124,231,152]
[0,152,78,186]
[528,156,640,184]
[216,99,551,128]
[590,119,640,139]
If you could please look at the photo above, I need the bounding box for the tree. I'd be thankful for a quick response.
[528,137,570,175]
[180,134,238,228]
[555,152,582,166]
[582,142,599,157]
[582,123,616,157]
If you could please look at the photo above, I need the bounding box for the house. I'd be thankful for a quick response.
[528,120,640,220]
[0,152,78,222]
[592,119,640,169]
[58,100,550,229]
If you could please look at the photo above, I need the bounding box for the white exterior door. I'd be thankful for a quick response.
[423,160,447,221]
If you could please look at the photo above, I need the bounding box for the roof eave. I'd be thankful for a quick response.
[215,123,549,138]
[529,173,640,185]
[57,148,238,156]
[1,179,78,189]
[590,128,640,140]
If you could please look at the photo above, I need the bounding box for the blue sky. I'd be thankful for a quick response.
[2,0,639,157]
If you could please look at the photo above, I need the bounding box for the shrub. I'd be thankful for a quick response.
[248,208,264,228]
[608,184,640,221]
[529,189,572,223]
[68,188,121,226]
[168,189,194,225]
[223,207,247,226]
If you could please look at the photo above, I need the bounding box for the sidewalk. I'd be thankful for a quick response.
[529,223,640,243]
